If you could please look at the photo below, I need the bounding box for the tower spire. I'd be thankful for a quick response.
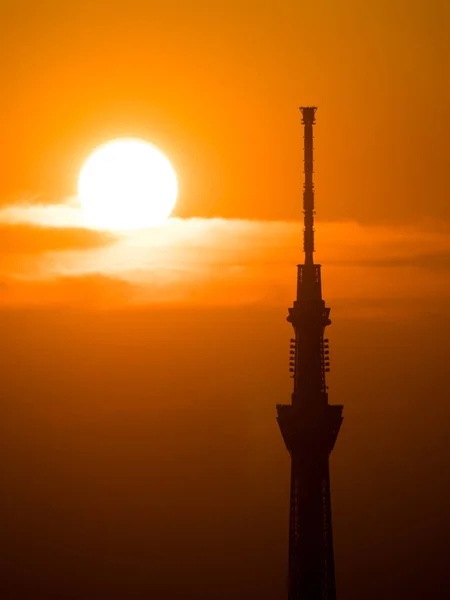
[300,106,317,265]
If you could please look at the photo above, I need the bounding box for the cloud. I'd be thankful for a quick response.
[0,224,113,255]
[336,250,450,270]
[0,198,86,228]
[0,199,114,281]
[0,199,449,314]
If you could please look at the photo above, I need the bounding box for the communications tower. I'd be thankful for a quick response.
[276,108,343,600]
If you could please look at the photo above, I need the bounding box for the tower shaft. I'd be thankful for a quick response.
[277,108,343,600]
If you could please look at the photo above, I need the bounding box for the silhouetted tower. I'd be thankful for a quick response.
[277,108,343,600]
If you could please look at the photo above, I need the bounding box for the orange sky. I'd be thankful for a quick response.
[1,3,450,599]
[1,0,449,223]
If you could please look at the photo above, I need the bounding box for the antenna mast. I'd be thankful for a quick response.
[301,106,317,265]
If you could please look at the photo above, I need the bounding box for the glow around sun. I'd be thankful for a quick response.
[78,139,178,230]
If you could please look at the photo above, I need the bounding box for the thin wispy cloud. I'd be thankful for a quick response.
[0,199,449,313]
[0,198,86,228]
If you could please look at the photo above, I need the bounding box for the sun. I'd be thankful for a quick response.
[78,138,178,230]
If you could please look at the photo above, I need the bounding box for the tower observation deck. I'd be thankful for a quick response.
[276,108,343,600]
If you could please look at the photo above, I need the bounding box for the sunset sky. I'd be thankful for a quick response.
[1,1,450,599]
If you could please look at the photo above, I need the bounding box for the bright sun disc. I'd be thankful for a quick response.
[78,139,178,230]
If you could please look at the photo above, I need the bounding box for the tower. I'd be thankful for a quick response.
[276,108,343,600]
